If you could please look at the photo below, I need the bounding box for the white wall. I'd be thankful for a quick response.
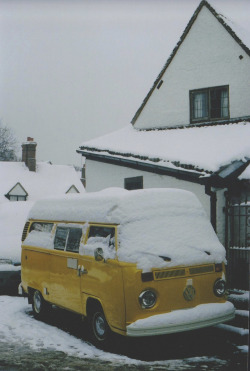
[86,159,210,216]
[134,7,250,129]
[86,159,229,245]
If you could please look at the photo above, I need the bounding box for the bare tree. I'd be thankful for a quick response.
[0,121,18,161]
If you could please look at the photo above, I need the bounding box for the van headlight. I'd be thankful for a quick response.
[213,279,226,297]
[139,290,157,309]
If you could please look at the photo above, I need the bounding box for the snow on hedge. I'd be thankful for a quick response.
[26,188,226,271]
[0,201,33,265]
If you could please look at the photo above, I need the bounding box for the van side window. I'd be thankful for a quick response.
[30,222,53,233]
[54,227,68,251]
[54,226,82,253]
[67,228,82,253]
[87,226,115,250]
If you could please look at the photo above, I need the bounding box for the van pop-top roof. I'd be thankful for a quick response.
[26,188,226,271]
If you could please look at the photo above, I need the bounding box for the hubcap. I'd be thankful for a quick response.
[34,292,42,313]
[94,313,106,338]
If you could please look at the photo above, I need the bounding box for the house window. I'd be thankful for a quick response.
[124,176,143,190]
[190,86,229,123]
[9,195,26,201]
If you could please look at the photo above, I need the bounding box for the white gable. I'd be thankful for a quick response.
[134,5,250,130]
[66,185,79,194]
[8,183,27,196]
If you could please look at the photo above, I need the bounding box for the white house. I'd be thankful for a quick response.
[77,1,250,289]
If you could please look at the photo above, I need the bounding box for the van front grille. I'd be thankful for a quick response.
[153,264,215,281]
[21,222,30,242]
[154,269,186,280]
[189,265,214,275]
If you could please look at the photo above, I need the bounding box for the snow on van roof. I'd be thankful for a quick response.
[28,187,200,223]
[27,188,225,271]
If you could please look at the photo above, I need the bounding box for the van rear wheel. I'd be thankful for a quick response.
[32,290,50,319]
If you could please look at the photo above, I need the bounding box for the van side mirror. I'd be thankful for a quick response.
[94,247,105,262]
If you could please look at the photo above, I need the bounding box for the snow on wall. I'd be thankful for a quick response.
[26,188,226,272]
[134,6,250,129]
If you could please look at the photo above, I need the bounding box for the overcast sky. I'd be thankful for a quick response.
[0,0,249,166]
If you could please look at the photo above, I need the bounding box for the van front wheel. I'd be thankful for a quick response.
[89,308,111,347]
[32,290,50,319]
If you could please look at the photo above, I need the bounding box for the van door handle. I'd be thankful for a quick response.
[77,265,88,276]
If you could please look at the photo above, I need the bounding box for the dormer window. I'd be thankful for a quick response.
[190,86,229,123]
[5,182,28,201]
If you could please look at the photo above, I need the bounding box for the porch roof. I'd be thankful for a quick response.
[79,122,250,179]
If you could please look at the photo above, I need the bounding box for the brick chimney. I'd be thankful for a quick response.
[22,137,37,172]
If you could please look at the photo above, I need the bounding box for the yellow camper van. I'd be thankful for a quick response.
[21,188,234,345]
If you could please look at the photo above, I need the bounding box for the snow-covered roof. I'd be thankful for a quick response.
[239,164,250,180]
[79,122,250,175]
[0,161,84,202]
[208,0,250,50]
[0,161,84,262]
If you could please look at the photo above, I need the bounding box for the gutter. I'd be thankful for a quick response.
[77,149,205,184]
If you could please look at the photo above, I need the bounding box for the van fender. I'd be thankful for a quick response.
[84,295,125,336]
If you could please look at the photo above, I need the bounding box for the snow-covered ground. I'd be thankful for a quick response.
[0,296,247,369]
[0,296,131,364]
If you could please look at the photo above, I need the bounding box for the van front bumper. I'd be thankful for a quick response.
[126,302,235,337]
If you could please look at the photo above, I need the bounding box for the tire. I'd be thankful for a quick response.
[88,307,112,347]
[32,290,50,319]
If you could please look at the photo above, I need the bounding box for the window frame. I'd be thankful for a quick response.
[84,224,117,256]
[9,195,27,201]
[54,225,83,253]
[190,85,229,124]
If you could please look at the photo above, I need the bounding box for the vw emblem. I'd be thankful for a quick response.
[183,285,196,301]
